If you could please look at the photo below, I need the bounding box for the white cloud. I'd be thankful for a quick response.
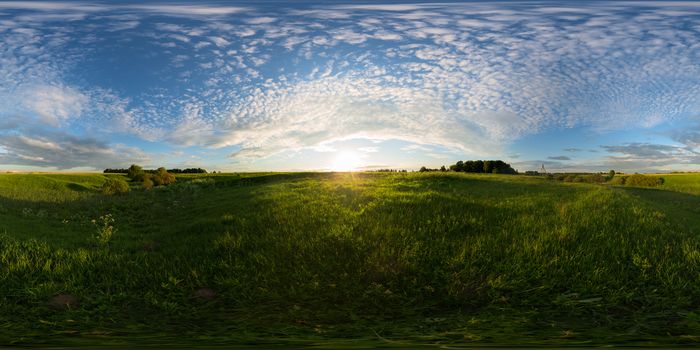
[128,4,247,16]
[209,36,230,47]
[106,20,139,31]
[22,85,88,126]
[401,144,432,152]
[246,17,276,24]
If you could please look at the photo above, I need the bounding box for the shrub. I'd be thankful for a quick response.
[153,167,176,186]
[589,174,606,183]
[625,174,664,187]
[102,178,130,195]
[143,175,154,190]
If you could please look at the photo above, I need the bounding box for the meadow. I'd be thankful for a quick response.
[1,171,699,347]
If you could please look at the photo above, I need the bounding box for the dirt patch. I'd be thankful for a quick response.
[193,288,217,301]
[49,294,79,309]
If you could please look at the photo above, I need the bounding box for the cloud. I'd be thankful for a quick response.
[106,20,139,31]
[245,17,276,24]
[672,127,700,150]
[21,85,88,126]
[3,1,700,171]
[548,156,572,160]
[209,36,230,47]
[401,144,432,152]
[358,146,379,153]
[601,142,700,168]
[216,75,501,159]
[128,4,247,16]
[331,4,429,12]
[0,130,149,170]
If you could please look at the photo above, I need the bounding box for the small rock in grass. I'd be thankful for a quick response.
[193,288,217,301]
[50,294,79,309]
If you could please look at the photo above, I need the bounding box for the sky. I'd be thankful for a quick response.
[1,1,699,173]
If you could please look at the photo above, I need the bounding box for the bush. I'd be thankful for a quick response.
[625,174,664,187]
[143,175,154,190]
[153,167,176,186]
[102,178,130,195]
[589,174,606,183]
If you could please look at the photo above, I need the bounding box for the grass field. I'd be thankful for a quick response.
[1,172,699,347]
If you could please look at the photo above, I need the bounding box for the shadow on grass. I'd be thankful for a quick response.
[616,186,700,230]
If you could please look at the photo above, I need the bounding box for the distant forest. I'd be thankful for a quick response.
[104,168,208,174]
[420,160,517,174]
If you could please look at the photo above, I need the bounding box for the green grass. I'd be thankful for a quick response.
[0,172,699,347]
[659,173,700,195]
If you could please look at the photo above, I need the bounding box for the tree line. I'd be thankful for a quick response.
[104,167,207,174]
[418,160,517,174]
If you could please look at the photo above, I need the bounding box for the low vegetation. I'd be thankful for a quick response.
[127,164,176,189]
[0,172,698,347]
[101,177,130,195]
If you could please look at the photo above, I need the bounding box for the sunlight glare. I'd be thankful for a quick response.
[331,151,362,172]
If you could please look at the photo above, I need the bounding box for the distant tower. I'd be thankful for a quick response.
[540,163,547,174]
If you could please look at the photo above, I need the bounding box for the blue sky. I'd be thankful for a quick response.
[0,1,699,172]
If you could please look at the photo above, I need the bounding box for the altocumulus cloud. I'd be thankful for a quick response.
[1,1,700,169]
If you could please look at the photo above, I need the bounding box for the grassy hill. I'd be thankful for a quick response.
[0,172,699,347]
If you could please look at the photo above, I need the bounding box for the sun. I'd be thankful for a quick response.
[331,151,362,172]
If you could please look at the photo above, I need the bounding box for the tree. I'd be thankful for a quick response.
[440,165,447,172]
[606,170,616,181]
[127,164,144,180]
[448,160,515,174]
[483,160,494,174]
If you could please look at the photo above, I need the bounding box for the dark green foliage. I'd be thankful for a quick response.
[447,160,516,174]
[625,174,664,187]
[552,173,610,183]
[127,164,144,179]
[101,178,130,195]
[167,168,208,174]
[131,172,149,183]
[103,168,128,174]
